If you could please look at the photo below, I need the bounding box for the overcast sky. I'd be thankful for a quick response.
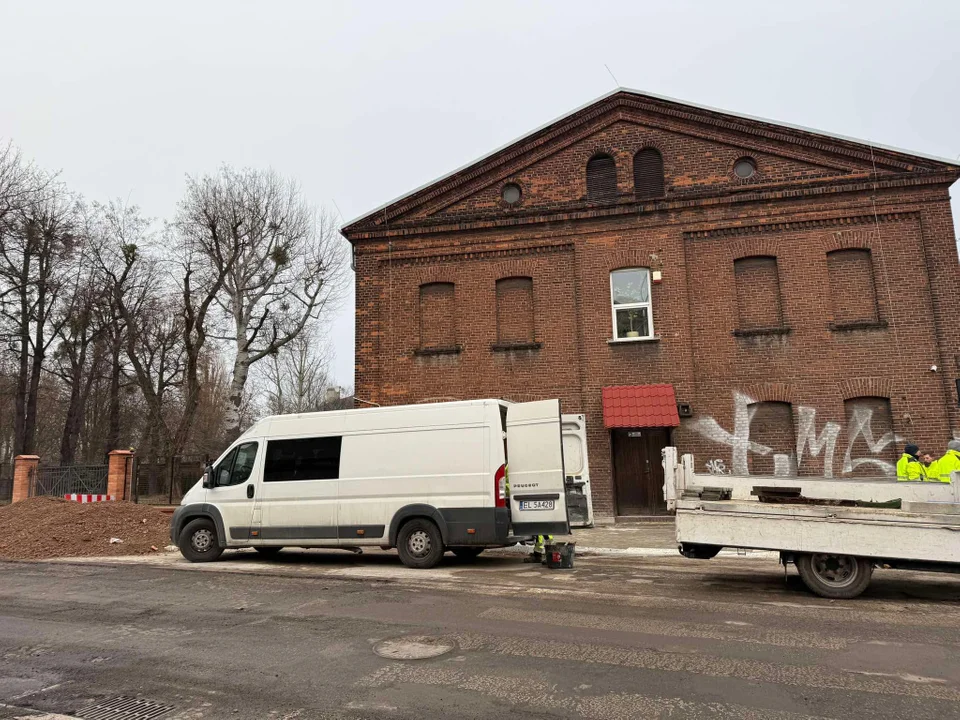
[1,1,957,387]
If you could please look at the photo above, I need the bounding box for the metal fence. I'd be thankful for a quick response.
[133,456,207,505]
[31,464,108,497]
[0,462,12,504]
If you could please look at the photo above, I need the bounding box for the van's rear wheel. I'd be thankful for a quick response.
[451,547,484,561]
[178,518,223,563]
[796,553,873,599]
[397,519,444,569]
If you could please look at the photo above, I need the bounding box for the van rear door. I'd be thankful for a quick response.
[562,414,593,527]
[507,399,570,536]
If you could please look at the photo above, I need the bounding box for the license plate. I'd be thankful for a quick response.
[519,500,555,511]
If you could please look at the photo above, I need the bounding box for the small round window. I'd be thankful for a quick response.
[734,157,757,179]
[501,183,522,204]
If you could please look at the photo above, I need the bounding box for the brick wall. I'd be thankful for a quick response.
[345,93,960,518]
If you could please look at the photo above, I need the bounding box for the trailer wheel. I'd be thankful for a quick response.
[796,553,873,599]
[397,518,444,569]
[680,543,722,560]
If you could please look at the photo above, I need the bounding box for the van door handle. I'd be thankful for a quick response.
[246,484,254,499]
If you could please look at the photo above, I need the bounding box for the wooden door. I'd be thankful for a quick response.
[612,428,670,515]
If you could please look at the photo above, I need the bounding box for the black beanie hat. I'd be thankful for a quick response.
[905,444,919,456]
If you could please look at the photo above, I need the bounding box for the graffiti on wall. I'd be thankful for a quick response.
[691,392,901,478]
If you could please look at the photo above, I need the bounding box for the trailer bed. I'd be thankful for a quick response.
[676,498,960,564]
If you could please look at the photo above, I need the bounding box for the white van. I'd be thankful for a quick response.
[170,399,571,569]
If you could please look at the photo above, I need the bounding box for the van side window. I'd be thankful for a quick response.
[264,436,342,482]
[215,442,259,487]
[215,447,237,486]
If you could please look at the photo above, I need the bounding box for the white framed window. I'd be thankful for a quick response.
[610,268,654,340]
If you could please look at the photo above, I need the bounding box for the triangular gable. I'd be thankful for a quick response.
[342,88,960,236]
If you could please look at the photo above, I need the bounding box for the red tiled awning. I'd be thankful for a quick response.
[602,384,680,428]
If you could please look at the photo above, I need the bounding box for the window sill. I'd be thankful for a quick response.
[829,320,888,332]
[732,326,792,337]
[607,336,660,344]
[413,345,463,357]
[491,341,542,352]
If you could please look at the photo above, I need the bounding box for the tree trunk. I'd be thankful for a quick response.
[104,338,122,456]
[23,302,44,457]
[13,260,30,456]
[225,346,250,439]
[13,320,28,456]
[59,361,84,464]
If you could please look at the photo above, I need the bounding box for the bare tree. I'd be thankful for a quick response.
[261,326,334,415]
[52,257,107,465]
[0,177,78,455]
[184,166,348,437]
[91,196,240,484]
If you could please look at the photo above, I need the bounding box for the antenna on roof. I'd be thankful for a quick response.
[604,64,620,89]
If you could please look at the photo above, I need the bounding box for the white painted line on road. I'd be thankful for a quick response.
[845,670,948,685]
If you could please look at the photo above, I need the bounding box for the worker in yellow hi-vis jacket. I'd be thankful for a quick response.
[524,534,554,563]
[505,464,553,563]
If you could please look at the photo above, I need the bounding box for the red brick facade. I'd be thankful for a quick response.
[343,90,960,519]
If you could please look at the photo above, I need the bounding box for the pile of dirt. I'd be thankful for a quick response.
[0,497,171,560]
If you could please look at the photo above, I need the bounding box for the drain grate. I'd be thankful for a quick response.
[78,696,174,720]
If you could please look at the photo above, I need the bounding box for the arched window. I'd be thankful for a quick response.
[586,153,617,200]
[419,282,456,349]
[496,277,535,344]
[734,256,784,330]
[610,268,653,340]
[826,249,879,326]
[633,148,664,198]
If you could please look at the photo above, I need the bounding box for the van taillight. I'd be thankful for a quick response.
[495,464,507,508]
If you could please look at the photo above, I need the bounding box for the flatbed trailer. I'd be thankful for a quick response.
[663,449,960,598]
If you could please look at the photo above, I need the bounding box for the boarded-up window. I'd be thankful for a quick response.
[633,148,664,198]
[496,277,535,344]
[747,401,796,476]
[842,397,897,477]
[419,282,456,348]
[734,256,783,329]
[827,249,878,324]
[586,154,617,200]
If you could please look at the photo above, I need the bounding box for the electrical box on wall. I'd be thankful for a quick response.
[677,403,693,418]
[652,270,663,284]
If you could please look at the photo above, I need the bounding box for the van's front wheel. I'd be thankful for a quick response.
[397,519,444,569]
[178,518,224,563]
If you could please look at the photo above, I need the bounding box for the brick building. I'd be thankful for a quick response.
[341,89,960,521]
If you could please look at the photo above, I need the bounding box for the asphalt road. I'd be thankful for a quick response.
[1,549,959,720]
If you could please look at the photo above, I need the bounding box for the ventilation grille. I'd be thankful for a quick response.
[634,148,664,198]
[78,696,174,720]
[586,155,617,200]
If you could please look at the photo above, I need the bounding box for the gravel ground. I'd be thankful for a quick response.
[0,497,170,560]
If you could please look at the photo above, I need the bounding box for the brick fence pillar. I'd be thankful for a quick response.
[107,450,134,500]
[12,455,40,503]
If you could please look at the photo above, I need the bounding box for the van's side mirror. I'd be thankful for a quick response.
[202,464,215,489]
